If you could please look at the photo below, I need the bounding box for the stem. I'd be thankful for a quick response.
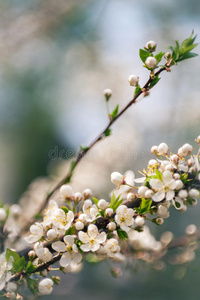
[40,66,166,212]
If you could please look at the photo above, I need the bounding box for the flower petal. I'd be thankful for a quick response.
[152,191,165,202]
[80,244,91,252]
[64,235,74,246]
[52,241,66,252]
[78,231,89,244]
[60,252,71,267]
[96,232,107,243]
[88,224,98,239]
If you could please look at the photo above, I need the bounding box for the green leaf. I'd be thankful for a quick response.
[180,173,188,184]
[176,52,198,62]
[154,51,165,63]
[139,49,151,63]
[110,104,119,119]
[113,199,123,211]
[65,226,75,236]
[139,198,152,214]
[27,277,38,295]
[134,84,142,96]
[70,160,76,172]
[110,192,122,211]
[155,169,162,180]
[80,145,89,152]
[61,206,69,214]
[25,261,37,274]
[5,248,20,263]
[105,128,112,137]
[149,75,160,89]
[117,228,128,241]
[13,256,25,273]
[92,197,99,205]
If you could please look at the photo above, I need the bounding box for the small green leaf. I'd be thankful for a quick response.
[80,145,89,152]
[25,261,37,274]
[5,248,20,263]
[110,104,119,119]
[27,277,38,295]
[180,173,188,184]
[113,199,123,211]
[65,226,75,236]
[13,256,25,273]
[117,228,128,241]
[138,198,152,214]
[70,160,76,172]
[154,51,165,63]
[134,85,142,96]
[92,197,99,205]
[105,128,112,137]
[110,192,122,211]
[61,206,69,214]
[139,49,151,63]
[155,169,162,180]
[149,75,160,89]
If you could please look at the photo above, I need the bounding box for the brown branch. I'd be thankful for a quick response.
[40,66,167,212]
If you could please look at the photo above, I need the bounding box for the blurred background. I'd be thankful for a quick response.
[0,0,200,299]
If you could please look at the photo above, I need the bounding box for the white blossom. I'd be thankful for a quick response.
[82,188,92,199]
[145,40,157,51]
[111,172,124,187]
[47,229,58,241]
[150,170,176,202]
[107,222,116,231]
[104,238,120,257]
[60,184,74,198]
[52,209,74,230]
[25,222,44,243]
[115,205,135,232]
[128,75,139,86]
[97,199,108,210]
[157,143,169,155]
[52,236,82,267]
[78,224,107,252]
[103,88,112,101]
[0,253,13,291]
[75,221,84,230]
[105,208,114,216]
[135,216,145,226]
[38,278,53,295]
[145,56,157,69]
[189,189,199,199]
[138,186,148,198]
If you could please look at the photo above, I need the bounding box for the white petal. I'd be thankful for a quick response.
[91,243,100,252]
[150,179,163,190]
[96,232,107,243]
[72,252,82,263]
[120,223,130,232]
[52,241,66,252]
[80,244,91,252]
[116,205,126,216]
[78,231,89,243]
[60,253,71,267]
[152,191,165,202]
[88,224,98,239]
[64,235,74,246]
[134,177,146,183]
[166,190,175,200]
[162,171,173,184]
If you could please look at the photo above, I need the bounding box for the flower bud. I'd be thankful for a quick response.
[145,40,157,52]
[126,193,135,201]
[74,192,83,202]
[157,204,169,218]
[157,143,169,155]
[28,250,36,259]
[178,190,188,199]
[128,75,139,86]
[47,229,57,240]
[41,269,48,277]
[111,172,124,186]
[97,199,108,210]
[175,180,184,190]
[182,143,193,154]
[0,208,7,221]
[38,278,53,295]
[195,135,200,143]
[60,184,74,198]
[83,199,92,209]
[105,208,114,216]
[170,154,179,165]
[75,221,84,230]
[151,145,158,155]
[103,88,112,101]
[78,214,87,224]
[82,188,92,199]
[145,56,157,69]
[189,189,199,199]
[148,159,158,167]
[107,222,116,231]
[164,52,172,59]
[173,173,180,180]
[135,216,145,226]
[138,186,148,198]
[145,189,153,199]
[155,218,164,225]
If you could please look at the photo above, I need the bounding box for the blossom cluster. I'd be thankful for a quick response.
[11,137,197,296]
